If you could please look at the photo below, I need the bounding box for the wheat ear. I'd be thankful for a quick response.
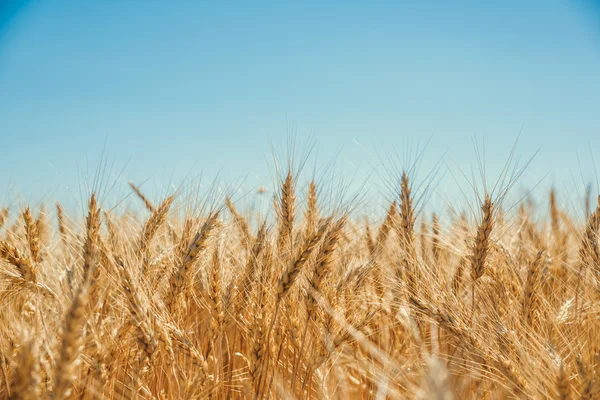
[129,181,155,212]
[166,212,220,311]
[22,208,41,264]
[138,195,174,258]
[304,179,319,237]
[278,171,295,251]
[469,195,494,323]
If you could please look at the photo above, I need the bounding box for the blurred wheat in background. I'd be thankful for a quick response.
[0,154,599,399]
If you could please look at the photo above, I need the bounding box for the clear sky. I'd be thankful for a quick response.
[1,1,599,213]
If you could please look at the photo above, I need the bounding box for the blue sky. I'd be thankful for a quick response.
[0,1,599,213]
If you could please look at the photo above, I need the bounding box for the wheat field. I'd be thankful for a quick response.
[0,161,599,399]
